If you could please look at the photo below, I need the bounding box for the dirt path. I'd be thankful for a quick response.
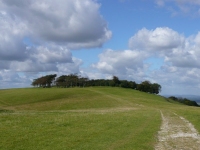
[155,111,200,150]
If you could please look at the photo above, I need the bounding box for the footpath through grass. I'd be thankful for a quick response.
[0,87,200,150]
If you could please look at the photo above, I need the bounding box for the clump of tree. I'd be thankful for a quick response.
[32,74,57,88]
[31,74,200,107]
[137,81,161,94]
[169,96,199,107]
[55,74,88,88]
[31,74,162,94]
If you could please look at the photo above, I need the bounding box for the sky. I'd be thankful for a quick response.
[1,0,200,96]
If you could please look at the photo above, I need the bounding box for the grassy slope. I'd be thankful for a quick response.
[0,87,200,150]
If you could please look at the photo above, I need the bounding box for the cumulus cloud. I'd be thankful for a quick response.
[129,27,185,52]
[0,43,73,72]
[91,27,200,94]
[0,11,28,61]
[0,0,111,70]
[194,32,200,46]
[163,35,200,69]
[0,0,111,49]
[0,0,112,88]
[91,49,148,82]
[9,60,58,72]
[93,49,146,73]
[57,57,83,74]
[0,70,31,89]
[164,50,200,69]
[128,27,200,69]
[30,46,72,64]
[147,65,200,95]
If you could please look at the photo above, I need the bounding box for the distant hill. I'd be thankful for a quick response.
[163,95,200,104]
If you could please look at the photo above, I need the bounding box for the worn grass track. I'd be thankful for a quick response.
[0,87,200,150]
[155,111,200,150]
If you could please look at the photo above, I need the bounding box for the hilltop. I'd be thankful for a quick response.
[0,87,200,149]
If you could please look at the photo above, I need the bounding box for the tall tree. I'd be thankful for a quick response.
[112,76,120,86]
[137,81,151,92]
[151,83,162,94]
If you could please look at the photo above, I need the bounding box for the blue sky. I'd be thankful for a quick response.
[1,0,200,95]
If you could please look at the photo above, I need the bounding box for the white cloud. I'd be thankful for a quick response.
[57,57,83,74]
[0,70,31,89]
[91,27,200,95]
[129,27,200,70]
[0,0,112,88]
[92,49,146,74]
[129,27,185,52]
[9,60,58,72]
[0,42,73,72]
[194,32,200,46]
[31,46,72,64]
[0,0,111,49]
[0,0,111,70]
[0,12,28,61]
[148,65,200,95]
[163,31,200,69]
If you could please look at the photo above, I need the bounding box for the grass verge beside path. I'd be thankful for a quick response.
[0,108,160,150]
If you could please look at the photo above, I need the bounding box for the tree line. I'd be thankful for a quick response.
[31,74,162,94]
[31,74,200,107]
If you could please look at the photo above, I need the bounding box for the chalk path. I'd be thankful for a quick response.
[155,111,200,150]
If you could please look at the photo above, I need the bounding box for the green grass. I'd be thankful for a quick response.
[0,87,200,150]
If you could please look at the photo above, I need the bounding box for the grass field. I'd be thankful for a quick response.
[0,87,200,150]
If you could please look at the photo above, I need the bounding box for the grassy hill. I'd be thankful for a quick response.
[0,87,200,150]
